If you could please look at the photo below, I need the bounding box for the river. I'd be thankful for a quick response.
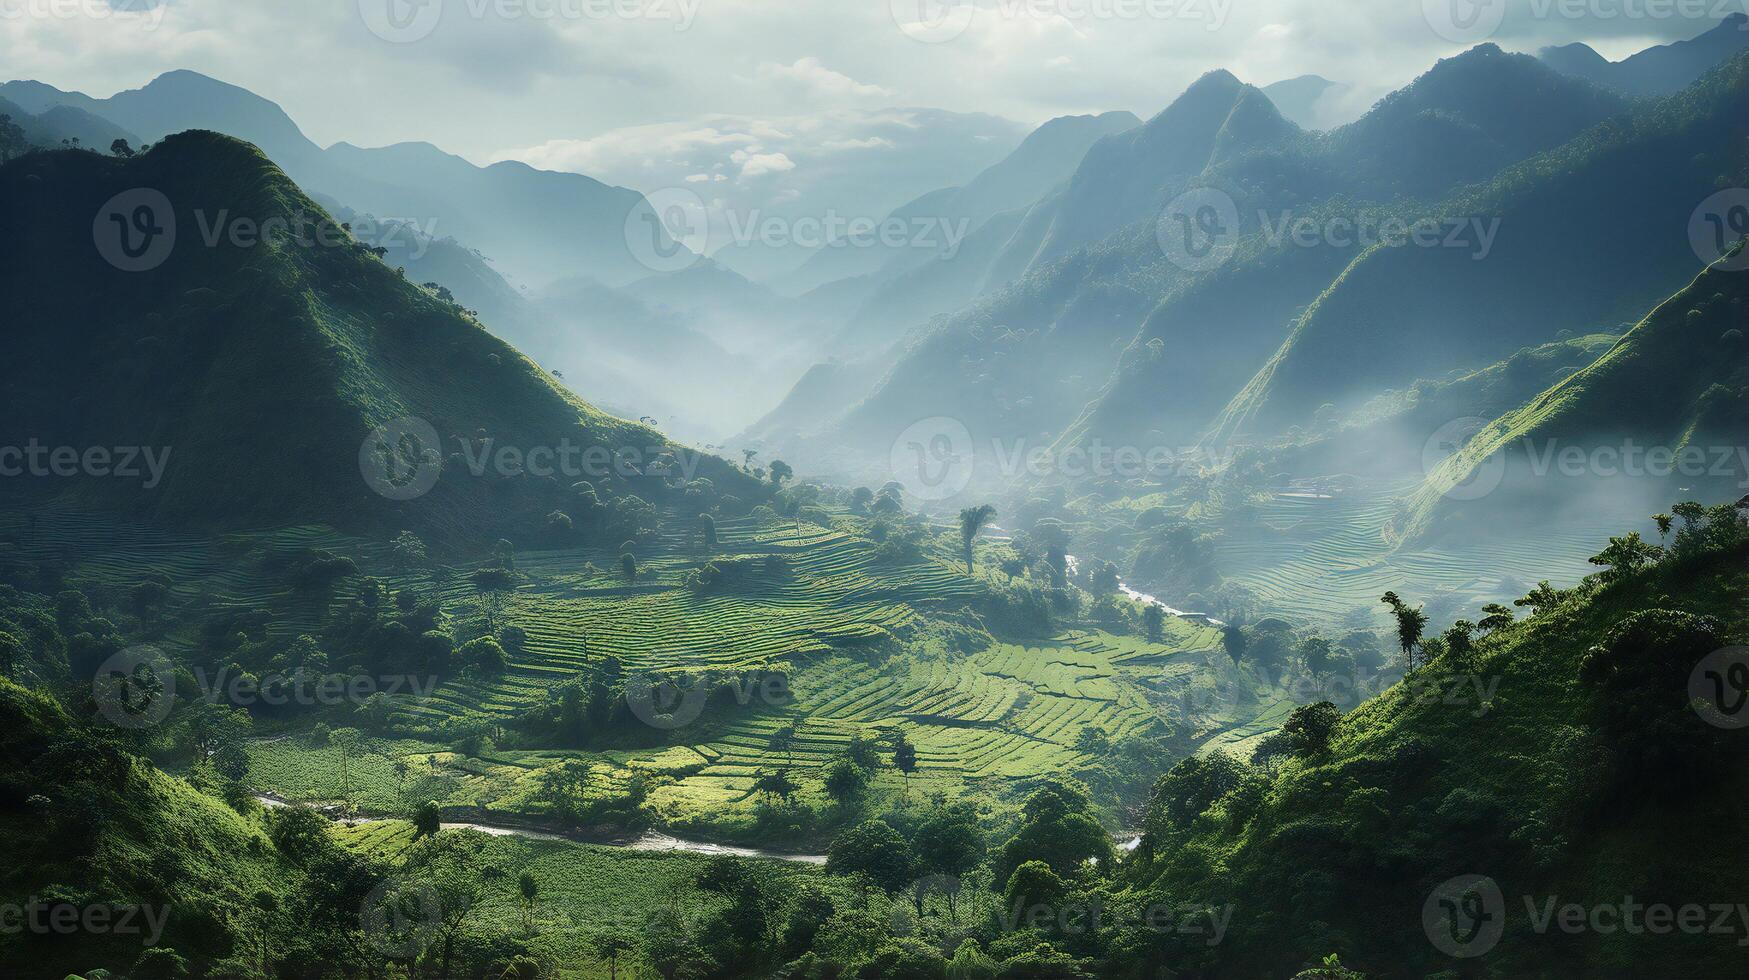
[251,793,828,864]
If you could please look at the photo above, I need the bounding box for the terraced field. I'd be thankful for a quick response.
[3,506,1289,839]
[1211,488,1617,628]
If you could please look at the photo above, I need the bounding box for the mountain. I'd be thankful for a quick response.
[0,96,138,153]
[1261,75,1355,130]
[1539,14,1749,96]
[0,132,750,542]
[1408,247,1749,545]
[990,71,1299,281]
[0,71,685,288]
[1206,51,1749,444]
[775,110,1140,297]
[774,47,1636,490]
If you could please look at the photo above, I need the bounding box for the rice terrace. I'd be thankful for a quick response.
[3,3,1749,978]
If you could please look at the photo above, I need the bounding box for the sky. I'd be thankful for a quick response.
[1,0,1736,190]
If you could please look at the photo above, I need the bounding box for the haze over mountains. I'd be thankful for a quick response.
[4,15,1746,620]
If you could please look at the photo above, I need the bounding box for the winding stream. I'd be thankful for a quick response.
[251,793,828,864]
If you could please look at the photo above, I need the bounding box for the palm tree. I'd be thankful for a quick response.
[959,504,997,573]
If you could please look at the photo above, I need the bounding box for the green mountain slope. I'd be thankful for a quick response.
[1208,51,1749,444]
[0,71,687,288]
[0,133,750,542]
[1408,246,1749,544]
[1119,508,1749,977]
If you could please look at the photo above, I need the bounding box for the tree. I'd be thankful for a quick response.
[892,735,917,794]
[390,530,428,569]
[110,137,135,157]
[1653,512,1674,544]
[768,723,797,765]
[1589,532,1660,584]
[823,758,870,803]
[328,727,364,811]
[847,733,883,771]
[849,487,875,514]
[0,114,26,163]
[946,940,999,980]
[755,768,799,802]
[958,505,998,573]
[518,871,540,934]
[826,820,915,895]
[1281,701,1342,757]
[1477,603,1515,633]
[698,513,717,551]
[914,804,984,917]
[768,460,794,487]
[406,834,491,978]
[1142,605,1165,643]
[593,931,635,980]
[1299,635,1333,676]
[621,552,638,582]
[410,800,441,840]
[1380,592,1428,672]
[1514,580,1560,616]
[1220,624,1249,666]
[1004,860,1069,919]
[213,744,252,782]
[0,631,22,679]
[187,701,252,763]
[995,779,1113,884]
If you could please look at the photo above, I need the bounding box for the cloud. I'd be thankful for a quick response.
[753,56,891,100]
[734,150,797,178]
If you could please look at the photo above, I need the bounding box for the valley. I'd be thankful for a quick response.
[1,7,1747,980]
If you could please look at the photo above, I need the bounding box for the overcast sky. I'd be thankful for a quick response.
[2,0,1735,187]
